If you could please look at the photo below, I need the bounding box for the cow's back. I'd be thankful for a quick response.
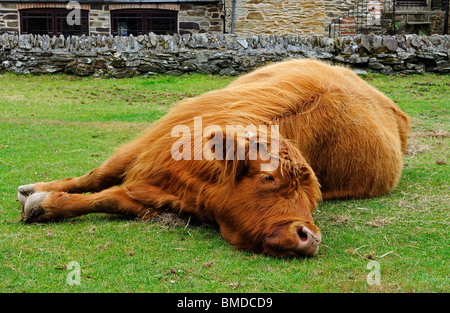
[230,59,411,199]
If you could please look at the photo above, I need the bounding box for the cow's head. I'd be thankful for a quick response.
[199,128,322,257]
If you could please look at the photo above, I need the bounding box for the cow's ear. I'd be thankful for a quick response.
[202,128,253,184]
[222,130,253,184]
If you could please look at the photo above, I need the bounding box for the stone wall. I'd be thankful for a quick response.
[0,2,18,34]
[431,13,450,35]
[224,0,327,36]
[89,4,110,36]
[222,0,362,36]
[179,3,223,35]
[324,0,359,29]
[0,33,449,77]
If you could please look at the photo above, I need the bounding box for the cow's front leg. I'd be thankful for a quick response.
[20,186,161,223]
[18,164,128,206]
[17,141,142,206]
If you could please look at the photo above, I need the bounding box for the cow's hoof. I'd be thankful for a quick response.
[18,183,38,206]
[21,192,50,223]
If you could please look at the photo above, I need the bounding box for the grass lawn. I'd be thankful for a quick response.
[0,70,448,293]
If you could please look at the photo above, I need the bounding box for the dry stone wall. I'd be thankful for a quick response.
[0,33,449,77]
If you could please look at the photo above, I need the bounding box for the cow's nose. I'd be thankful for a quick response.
[263,223,321,257]
[295,225,321,256]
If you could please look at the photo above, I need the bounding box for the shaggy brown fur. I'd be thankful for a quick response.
[17,59,410,257]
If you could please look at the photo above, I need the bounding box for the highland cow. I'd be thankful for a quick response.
[17,59,410,257]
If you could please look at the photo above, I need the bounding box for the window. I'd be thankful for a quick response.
[111,10,177,36]
[20,9,89,36]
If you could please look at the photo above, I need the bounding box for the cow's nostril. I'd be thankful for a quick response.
[297,228,309,242]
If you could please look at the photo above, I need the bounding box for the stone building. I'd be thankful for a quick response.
[225,0,449,36]
[223,0,362,36]
[0,0,362,37]
[0,0,224,36]
[0,0,448,37]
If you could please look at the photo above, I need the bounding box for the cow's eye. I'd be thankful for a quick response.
[263,174,275,182]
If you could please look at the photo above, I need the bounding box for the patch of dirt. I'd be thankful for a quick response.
[406,142,430,156]
[329,214,352,226]
[365,217,394,227]
[411,82,437,86]
[152,212,190,228]
[406,137,431,156]
[413,130,450,138]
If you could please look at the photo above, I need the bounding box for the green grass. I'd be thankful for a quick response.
[0,72,448,293]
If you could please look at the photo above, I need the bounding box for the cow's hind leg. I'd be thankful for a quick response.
[21,186,160,223]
